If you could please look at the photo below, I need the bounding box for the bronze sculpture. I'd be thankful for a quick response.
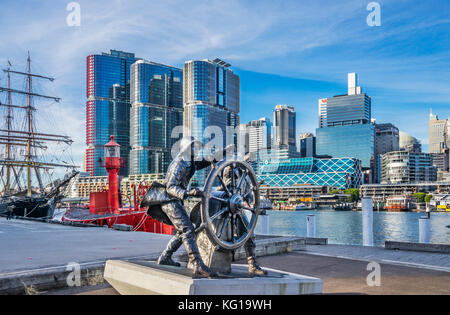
[141,137,266,277]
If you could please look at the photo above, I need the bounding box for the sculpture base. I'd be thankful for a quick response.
[187,229,233,273]
[104,260,322,295]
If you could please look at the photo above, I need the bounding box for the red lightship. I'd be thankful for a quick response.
[62,135,174,235]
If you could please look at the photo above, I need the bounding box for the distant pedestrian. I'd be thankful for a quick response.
[7,205,14,220]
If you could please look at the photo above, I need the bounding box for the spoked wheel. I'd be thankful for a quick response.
[201,159,261,251]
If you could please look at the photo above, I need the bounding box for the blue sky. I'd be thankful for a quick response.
[0,0,449,167]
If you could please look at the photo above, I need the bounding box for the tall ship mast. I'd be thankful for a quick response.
[0,52,79,218]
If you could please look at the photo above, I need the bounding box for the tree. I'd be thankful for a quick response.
[424,194,433,203]
[344,188,360,202]
[413,192,426,203]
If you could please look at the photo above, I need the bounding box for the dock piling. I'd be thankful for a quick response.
[362,197,374,246]
[419,216,430,243]
[306,214,316,238]
[260,214,270,235]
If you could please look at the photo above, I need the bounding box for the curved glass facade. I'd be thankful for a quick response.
[129,60,183,175]
[257,157,362,189]
[183,59,240,186]
[85,50,139,176]
[316,124,374,169]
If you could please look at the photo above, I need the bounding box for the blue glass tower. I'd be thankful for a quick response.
[129,60,183,175]
[316,73,374,170]
[183,59,240,186]
[86,50,140,176]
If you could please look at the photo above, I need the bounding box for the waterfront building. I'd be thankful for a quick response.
[85,50,140,176]
[66,172,90,198]
[77,175,109,198]
[379,151,437,184]
[438,171,450,182]
[183,58,240,186]
[374,123,400,183]
[260,185,326,202]
[431,151,449,172]
[316,73,374,170]
[361,182,450,202]
[128,60,183,175]
[256,157,362,190]
[273,105,296,152]
[77,173,165,201]
[429,111,449,154]
[120,173,165,200]
[399,131,422,153]
[245,117,272,154]
[299,133,316,158]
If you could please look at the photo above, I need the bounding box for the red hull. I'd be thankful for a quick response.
[62,206,175,235]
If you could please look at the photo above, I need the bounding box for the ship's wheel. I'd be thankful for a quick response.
[200,159,261,251]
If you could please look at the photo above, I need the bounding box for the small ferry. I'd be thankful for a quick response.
[332,203,353,211]
[384,196,415,212]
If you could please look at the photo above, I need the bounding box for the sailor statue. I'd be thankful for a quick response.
[141,137,266,277]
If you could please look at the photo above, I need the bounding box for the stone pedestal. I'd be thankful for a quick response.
[104,260,323,295]
[187,229,233,274]
[187,198,234,274]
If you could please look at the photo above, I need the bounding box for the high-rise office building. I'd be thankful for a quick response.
[316,73,374,170]
[245,117,272,154]
[431,152,449,172]
[85,50,140,176]
[299,133,316,158]
[273,105,296,152]
[380,151,437,184]
[399,131,422,153]
[128,60,183,175]
[183,58,240,185]
[374,123,399,183]
[429,111,449,154]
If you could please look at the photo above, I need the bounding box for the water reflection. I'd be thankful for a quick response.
[255,210,450,246]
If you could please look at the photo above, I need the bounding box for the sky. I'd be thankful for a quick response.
[0,0,449,169]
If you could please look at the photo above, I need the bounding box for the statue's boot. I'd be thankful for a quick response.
[157,234,182,267]
[247,256,267,276]
[245,238,267,276]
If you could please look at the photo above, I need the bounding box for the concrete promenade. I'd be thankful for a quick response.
[305,244,450,271]
[1,217,449,295]
[0,217,172,274]
[239,252,450,295]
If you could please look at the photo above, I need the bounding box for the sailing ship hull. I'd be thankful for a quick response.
[1,197,55,219]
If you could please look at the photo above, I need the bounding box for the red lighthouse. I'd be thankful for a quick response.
[104,135,121,213]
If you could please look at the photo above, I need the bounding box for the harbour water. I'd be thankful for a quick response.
[255,210,450,246]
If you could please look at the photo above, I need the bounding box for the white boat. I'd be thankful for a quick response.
[295,203,309,211]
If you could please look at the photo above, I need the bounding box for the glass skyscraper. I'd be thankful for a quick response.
[273,105,296,152]
[129,60,183,175]
[429,111,449,154]
[183,59,240,186]
[245,117,272,154]
[316,124,374,168]
[316,73,374,170]
[85,50,140,176]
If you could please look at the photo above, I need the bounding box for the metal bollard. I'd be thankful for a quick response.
[306,214,316,238]
[419,216,430,243]
[260,214,270,235]
[362,197,374,246]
